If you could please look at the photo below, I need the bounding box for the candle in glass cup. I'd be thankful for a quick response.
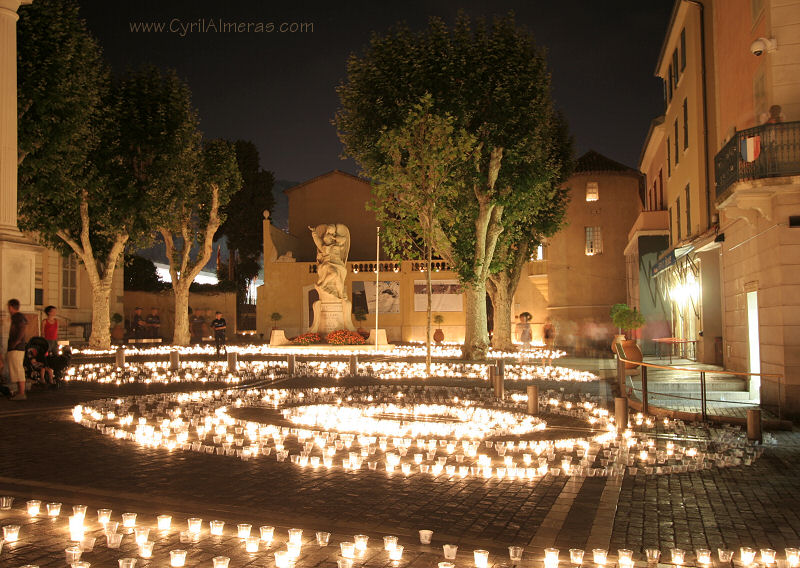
[157,515,172,531]
[134,527,150,545]
[73,505,88,520]
[354,534,369,553]
[47,502,62,517]
[317,531,331,546]
[187,518,202,534]
[69,516,85,541]
[786,548,800,568]
[341,541,356,558]
[0,496,13,510]
[238,524,252,539]
[107,532,124,548]
[592,549,608,565]
[718,549,734,563]
[444,544,458,559]
[97,509,112,525]
[671,549,685,565]
[419,530,433,544]
[26,500,41,516]
[761,549,777,565]
[72,562,91,568]
[646,549,661,563]
[138,541,154,558]
[474,549,490,568]
[275,550,291,568]
[390,545,404,561]
[170,549,187,567]
[741,548,756,566]
[245,536,260,553]
[209,520,225,536]
[440,564,455,568]
[122,513,137,528]
[696,549,712,565]
[570,549,585,565]
[213,557,230,568]
[509,546,524,563]
[618,549,634,568]
[118,558,137,568]
[65,546,83,564]
[288,528,303,545]
[261,525,275,543]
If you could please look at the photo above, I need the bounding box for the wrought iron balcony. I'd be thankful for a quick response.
[715,120,800,200]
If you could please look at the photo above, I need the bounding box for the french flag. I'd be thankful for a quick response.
[740,135,761,162]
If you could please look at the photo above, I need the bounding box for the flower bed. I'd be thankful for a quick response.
[292,332,322,345]
[326,329,367,345]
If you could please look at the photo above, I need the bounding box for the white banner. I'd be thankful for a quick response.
[413,279,463,312]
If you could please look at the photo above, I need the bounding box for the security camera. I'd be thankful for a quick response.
[750,37,777,56]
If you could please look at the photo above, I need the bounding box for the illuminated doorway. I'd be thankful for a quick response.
[746,290,760,401]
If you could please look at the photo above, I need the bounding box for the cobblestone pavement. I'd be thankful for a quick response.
[1,371,799,566]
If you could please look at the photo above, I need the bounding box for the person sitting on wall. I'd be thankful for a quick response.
[146,307,161,339]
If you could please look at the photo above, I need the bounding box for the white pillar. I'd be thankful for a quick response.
[0,0,27,236]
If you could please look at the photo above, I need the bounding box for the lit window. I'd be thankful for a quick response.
[585,227,602,256]
[585,182,599,202]
[62,255,77,308]
[529,245,544,262]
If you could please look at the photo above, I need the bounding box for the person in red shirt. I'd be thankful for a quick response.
[42,305,58,355]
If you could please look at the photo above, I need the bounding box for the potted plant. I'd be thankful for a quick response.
[270,312,282,330]
[110,312,125,341]
[352,308,368,338]
[610,303,645,367]
[433,314,445,344]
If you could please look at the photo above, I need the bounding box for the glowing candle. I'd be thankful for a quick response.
[390,545,404,561]
[122,513,137,528]
[245,536,260,553]
[210,520,225,536]
[238,524,252,539]
[474,549,490,568]
[170,549,188,567]
[26,500,41,516]
[261,525,275,543]
[158,515,172,531]
[3,525,20,542]
[97,509,112,525]
[570,549,585,565]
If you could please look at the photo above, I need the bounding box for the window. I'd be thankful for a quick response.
[676,197,682,240]
[668,65,673,101]
[672,49,679,84]
[683,98,689,149]
[685,184,691,235]
[658,170,664,209]
[667,138,672,176]
[680,29,686,71]
[585,226,603,255]
[585,181,599,202]
[62,255,77,308]
[669,207,674,245]
[674,120,680,163]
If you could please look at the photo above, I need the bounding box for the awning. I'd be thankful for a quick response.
[651,245,694,277]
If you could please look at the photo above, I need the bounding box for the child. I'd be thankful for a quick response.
[42,305,59,356]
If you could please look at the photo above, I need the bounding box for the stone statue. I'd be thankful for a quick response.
[309,223,350,301]
[308,223,356,333]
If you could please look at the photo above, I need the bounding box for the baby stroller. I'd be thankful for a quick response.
[24,336,58,389]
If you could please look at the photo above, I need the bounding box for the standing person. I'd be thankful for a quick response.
[42,305,59,355]
[542,317,555,366]
[4,299,28,400]
[131,307,145,340]
[211,311,227,357]
[516,312,532,350]
[146,307,161,340]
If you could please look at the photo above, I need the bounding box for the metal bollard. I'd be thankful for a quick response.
[169,350,180,371]
[747,408,762,443]
[527,385,539,415]
[349,355,358,376]
[494,365,504,400]
[287,354,296,377]
[115,347,126,368]
[227,351,238,372]
[615,397,628,434]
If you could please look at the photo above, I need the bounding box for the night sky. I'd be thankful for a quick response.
[75,0,674,185]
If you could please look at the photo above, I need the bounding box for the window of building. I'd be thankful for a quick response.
[585,226,602,256]
[668,65,673,101]
[669,207,674,245]
[676,197,682,240]
[658,170,664,209]
[667,139,672,177]
[674,120,680,163]
[680,29,686,71]
[683,98,689,149]
[672,49,679,84]
[685,184,691,235]
[62,254,77,308]
[585,181,599,202]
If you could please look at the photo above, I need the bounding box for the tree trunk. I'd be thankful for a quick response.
[487,274,515,351]
[426,242,432,375]
[462,281,489,360]
[172,282,191,345]
[88,282,112,349]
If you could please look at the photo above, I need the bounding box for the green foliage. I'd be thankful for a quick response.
[353,308,368,322]
[111,313,123,325]
[610,304,646,333]
[270,312,283,322]
[124,254,165,291]
[433,314,445,325]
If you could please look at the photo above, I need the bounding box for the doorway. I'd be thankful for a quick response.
[746,290,760,401]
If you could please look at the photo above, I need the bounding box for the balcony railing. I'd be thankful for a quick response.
[715,120,800,199]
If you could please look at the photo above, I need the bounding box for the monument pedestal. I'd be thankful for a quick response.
[0,236,40,349]
[309,299,356,335]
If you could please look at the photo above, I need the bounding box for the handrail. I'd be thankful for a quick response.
[616,353,783,378]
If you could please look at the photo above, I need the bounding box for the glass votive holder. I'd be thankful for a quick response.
[209,520,225,536]
[593,548,608,565]
[275,550,291,568]
[26,500,41,516]
[646,549,661,563]
[509,546,524,563]
[134,527,150,545]
[105,521,119,536]
[390,544,404,561]
[157,515,172,531]
[545,548,560,563]
[341,541,356,559]
[65,546,82,564]
[0,496,14,510]
[245,535,260,553]
[73,505,88,519]
[107,532,124,548]
[170,549,188,567]
[475,549,490,568]
[440,563,456,568]
[72,561,91,568]
[238,523,252,539]
[317,531,331,546]
[671,548,685,565]
[354,534,369,552]
[122,512,137,528]
[696,549,712,565]
[118,558,137,568]
[261,525,275,543]
[289,528,303,545]
[80,536,96,552]
[97,509,112,525]
[570,548,585,565]
[288,541,302,558]
[69,515,85,541]
[213,556,231,568]
[718,549,734,563]
[741,547,756,566]
[383,536,398,551]
[138,540,154,558]
[761,549,777,565]
[3,525,20,542]
[47,502,63,517]
[338,560,353,568]
[187,518,202,534]
[444,544,458,559]
[420,529,433,544]
[786,548,800,568]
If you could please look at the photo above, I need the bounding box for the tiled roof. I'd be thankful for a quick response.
[574,150,639,175]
